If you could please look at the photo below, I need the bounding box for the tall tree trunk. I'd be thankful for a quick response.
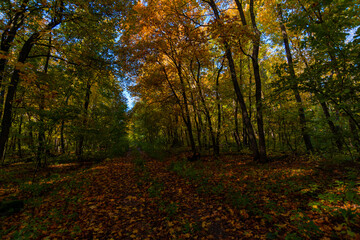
[206,0,260,160]
[233,0,266,161]
[191,60,217,155]
[277,4,314,153]
[60,91,72,154]
[215,59,223,156]
[177,63,196,153]
[247,57,253,121]
[0,8,63,162]
[36,35,51,167]
[234,99,241,151]
[197,113,204,149]
[349,118,360,152]
[76,81,91,160]
[17,115,23,158]
[0,1,29,109]
[186,68,202,150]
[294,34,344,151]
[162,65,193,151]
[194,110,202,150]
[0,32,41,162]
[249,0,267,162]
[172,115,181,147]
[319,101,343,150]
[60,121,66,154]
[37,94,46,166]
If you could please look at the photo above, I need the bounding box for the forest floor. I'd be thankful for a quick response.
[1,150,360,239]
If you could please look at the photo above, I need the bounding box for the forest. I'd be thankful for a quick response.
[1,0,360,239]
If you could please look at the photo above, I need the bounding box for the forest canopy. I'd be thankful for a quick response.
[125,0,360,161]
[0,0,359,162]
[1,1,360,239]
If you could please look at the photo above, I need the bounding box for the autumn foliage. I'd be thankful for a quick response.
[1,0,360,239]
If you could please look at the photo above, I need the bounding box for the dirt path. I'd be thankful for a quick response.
[1,153,240,239]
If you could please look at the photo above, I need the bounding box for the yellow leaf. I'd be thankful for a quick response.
[334,224,344,231]
[130,234,136,238]
[228,208,234,215]
[183,233,191,238]
[202,221,207,228]
[133,229,138,233]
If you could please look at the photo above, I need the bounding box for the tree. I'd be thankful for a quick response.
[203,0,262,161]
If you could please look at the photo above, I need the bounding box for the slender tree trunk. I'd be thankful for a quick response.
[234,0,266,161]
[215,60,223,155]
[318,101,343,150]
[277,4,314,153]
[76,81,91,160]
[247,57,253,121]
[60,121,66,154]
[0,32,41,162]
[0,9,62,162]
[36,95,46,166]
[176,63,196,153]
[36,35,51,167]
[234,100,241,151]
[191,60,217,155]
[9,136,16,154]
[60,92,71,154]
[186,69,202,150]
[162,65,193,151]
[349,118,360,152]
[0,1,29,109]
[17,115,23,158]
[249,0,266,162]
[197,114,204,149]
[194,110,202,150]
[206,0,260,160]
[172,115,180,147]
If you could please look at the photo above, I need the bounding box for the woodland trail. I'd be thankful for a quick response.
[1,151,360,239]
[2,152,245,239]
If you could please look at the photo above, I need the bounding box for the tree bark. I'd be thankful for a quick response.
[177,63,196,153]
[234,99,241,150]
[0,32,40,161]
[248,0,267,162]
[206,0,260,160]
[215,59,223,156]
[17,115,23,158]
[319,101,343,150]
[191,60,217,155]
[349,118,360,152]
[0,0,29,88]
[162,63,196,153]
[277,4,314,153]
[36,35,51,167]
[76,80,91,160]
[0,4,63,162]
[186,66,202,150]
